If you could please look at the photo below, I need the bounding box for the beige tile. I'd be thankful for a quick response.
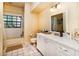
[12,53,18,56]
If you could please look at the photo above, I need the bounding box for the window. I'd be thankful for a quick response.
[4,15,22,28]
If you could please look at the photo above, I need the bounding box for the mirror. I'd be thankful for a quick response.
[51,13,64,32]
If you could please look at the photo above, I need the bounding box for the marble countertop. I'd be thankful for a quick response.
[37,33,79,51]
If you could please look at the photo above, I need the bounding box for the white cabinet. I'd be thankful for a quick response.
[37,33,79,56]
[37,34,58,56]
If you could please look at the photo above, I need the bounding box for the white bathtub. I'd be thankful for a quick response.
[4,38,24,47]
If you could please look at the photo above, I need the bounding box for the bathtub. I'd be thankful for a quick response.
[4,37,24,47]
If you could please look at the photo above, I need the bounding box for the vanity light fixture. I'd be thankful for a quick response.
[57,3,62,9]
[50,6,56,12]
[50,3,61,12]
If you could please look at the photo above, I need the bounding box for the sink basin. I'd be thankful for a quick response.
[42,32,52,34]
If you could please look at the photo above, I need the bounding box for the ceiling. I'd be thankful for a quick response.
[4,2,58,13]
[4,2,25,8]
[31,2,58,13]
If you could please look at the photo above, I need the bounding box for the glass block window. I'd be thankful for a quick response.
[4,15,22,28]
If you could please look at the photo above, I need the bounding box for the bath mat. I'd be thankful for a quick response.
[6,44,23,52]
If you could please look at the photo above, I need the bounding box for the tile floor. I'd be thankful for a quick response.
[4,44,42,56]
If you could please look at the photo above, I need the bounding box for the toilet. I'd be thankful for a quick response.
[30,38,37,47]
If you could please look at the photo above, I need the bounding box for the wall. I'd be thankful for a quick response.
[0,2,3,55]
[24,3,39,44]
[39,2,79,33]
[39,7,51,31]
[63,2,79,32]
[77,3,79,31]
[3,3,24,39]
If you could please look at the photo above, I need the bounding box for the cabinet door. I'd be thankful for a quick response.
[37,35,47,55]
[75,51,79,56]
[45,39,58,56]
[37,35,59,56]
[58,44,75,56]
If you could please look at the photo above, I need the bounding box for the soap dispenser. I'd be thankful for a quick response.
[60,31,63,37]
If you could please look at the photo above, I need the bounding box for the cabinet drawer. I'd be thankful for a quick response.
[58,45,75,56]
[75,51,79,56]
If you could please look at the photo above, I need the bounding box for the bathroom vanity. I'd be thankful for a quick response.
[37,33,79,56]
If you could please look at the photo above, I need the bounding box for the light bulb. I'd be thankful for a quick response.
[50,7,55,12]
[50,8,53,12]
[57,4,61,9]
